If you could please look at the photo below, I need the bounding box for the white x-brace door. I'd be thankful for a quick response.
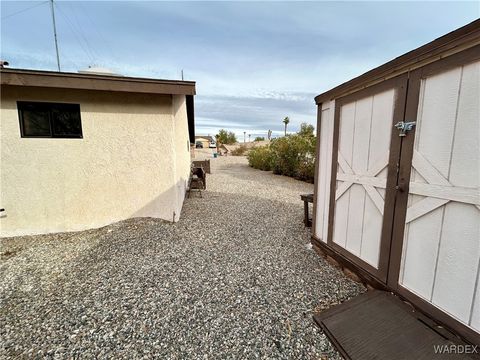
[398,60,480,333]
[330,79,406,280]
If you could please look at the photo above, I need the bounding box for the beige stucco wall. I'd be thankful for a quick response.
[172,94,192,221]
[0,86,191,237]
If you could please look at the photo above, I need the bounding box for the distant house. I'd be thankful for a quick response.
[0,68,196,236]
[195,135,215,148]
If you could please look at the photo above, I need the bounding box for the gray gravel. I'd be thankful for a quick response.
[1,156,365,359]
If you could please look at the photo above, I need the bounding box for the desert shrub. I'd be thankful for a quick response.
[296,155,315,183]
[295,136,316,183]
[247,146,272,170]
[247,127,316,182]
[269,137,298,177]
[271,135,315,176]
[249,134,315,181]
[230,144,248,156]
[254,136,265,141]
[298,122,315,137]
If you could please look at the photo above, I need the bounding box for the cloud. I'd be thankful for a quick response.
[195,91,317,137]
[1,1,478,140]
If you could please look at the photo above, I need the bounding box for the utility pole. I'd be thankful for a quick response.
[50,0,61,71]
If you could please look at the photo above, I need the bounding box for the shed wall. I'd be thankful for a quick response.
[312,50,480,342]
[314,100,334,242]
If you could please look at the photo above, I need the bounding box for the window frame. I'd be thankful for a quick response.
[17,101,83,139]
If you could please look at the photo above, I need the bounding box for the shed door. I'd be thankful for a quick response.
[394,56,480,335]
[328,75,408,283]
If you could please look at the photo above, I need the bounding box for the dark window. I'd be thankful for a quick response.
[18,101,82,138]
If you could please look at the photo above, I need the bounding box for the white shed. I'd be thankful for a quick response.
[312,20,479,345]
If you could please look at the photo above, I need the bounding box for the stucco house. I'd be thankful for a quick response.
[194,135,215,148]
[0,68,196,237]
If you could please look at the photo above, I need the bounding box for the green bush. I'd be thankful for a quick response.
[270,135,316,180]
[269,137,298,177]
[247,146,272,170]
[247,131,316,183]
[216,129,237,144]
[296,156,315,183]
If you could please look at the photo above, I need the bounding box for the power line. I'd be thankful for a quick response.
[56,2,98,62]
[1,1,48,20]
[54,2,96,63]
[54,3,96,62]
[58,52,80,70]
[68,3,105,60]
[75,2,116,61]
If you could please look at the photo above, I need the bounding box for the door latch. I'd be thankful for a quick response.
[394,121,416,137]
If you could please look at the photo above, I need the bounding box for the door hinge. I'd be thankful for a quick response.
[394,121,416,137]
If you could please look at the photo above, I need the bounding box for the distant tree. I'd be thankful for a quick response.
[217,129,237,144]
[283,117,290,136]
[298,122,315,137]
[254,136,265,142]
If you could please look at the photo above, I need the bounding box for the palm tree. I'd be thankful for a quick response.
[283,117,290,136]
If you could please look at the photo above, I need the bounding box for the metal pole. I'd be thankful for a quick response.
[50,0,61,71]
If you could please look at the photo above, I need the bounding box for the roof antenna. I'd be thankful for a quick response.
[50,0,61,71]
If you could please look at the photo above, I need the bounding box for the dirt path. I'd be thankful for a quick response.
[1,156,364,359]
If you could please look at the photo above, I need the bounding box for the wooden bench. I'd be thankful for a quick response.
[300,193,314,227]
[188,166,206,198]
[192,159,211,174]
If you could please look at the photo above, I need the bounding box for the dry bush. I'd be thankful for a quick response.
[230,145,248,156]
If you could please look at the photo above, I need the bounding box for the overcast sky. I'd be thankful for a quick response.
[1,1,478,139]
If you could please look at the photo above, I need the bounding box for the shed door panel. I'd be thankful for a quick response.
[399,61,480,330]
[314,101,335,242]
[333,88,395,269]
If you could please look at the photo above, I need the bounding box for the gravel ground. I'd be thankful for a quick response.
[1,156,365,359]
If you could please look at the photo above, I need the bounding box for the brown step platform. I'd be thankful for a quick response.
[313,290,478,359]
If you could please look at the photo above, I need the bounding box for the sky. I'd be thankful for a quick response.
[1,1,479,139]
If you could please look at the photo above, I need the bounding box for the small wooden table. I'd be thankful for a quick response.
[300,193,314,227]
